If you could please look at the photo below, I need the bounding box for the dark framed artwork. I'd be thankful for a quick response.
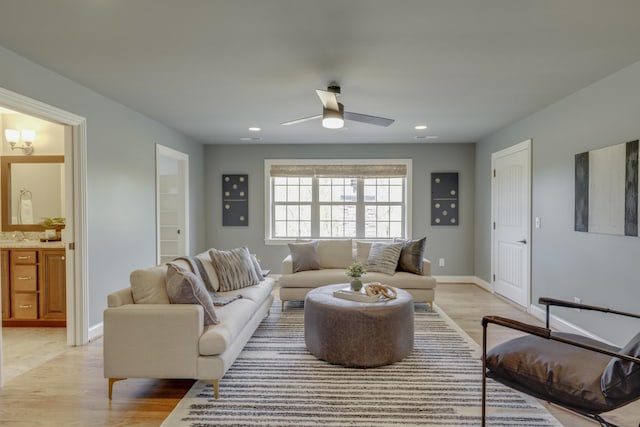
[431,172,459,226]
[574,139,639,236]
[222,174,248,226]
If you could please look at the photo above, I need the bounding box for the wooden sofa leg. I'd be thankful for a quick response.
[108,378,126,399]
[208,379,220,399]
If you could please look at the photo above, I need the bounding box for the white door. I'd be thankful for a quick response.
[491,140,531,307]
[156,145,189,264]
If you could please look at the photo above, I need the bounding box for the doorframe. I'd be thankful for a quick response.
[155,144,190,264]
[0,87,88,353]
[490,139,532,309]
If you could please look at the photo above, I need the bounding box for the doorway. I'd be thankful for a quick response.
[491,139,532,308]
[156,144,189,264]
[0,87,88,386]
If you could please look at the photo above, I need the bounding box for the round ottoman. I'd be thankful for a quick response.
[304,284,414,367]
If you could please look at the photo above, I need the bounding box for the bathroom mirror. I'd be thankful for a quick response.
[1,155,65,231]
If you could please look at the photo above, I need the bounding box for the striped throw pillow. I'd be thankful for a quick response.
[209,247,260,292]
[366,242,403,275]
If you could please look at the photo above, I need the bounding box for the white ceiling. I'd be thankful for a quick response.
[1,1,640,145]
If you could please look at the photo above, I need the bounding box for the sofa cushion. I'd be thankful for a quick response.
[166,264,219,326]
[209,247,260,291]
[219,277,275,305]
[601,331,640,399]
[317,239,353,268]
[195,251,220,292]
[288,241,321,272]
[198,298,257,356]
[395,237,426,274]
[130,265,170,304]
[366,242,403,275]
[277,268,437,290]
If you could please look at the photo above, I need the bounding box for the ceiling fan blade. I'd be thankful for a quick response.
[280,114,322,126]
[315,89,339,111]
[344,111,395,127]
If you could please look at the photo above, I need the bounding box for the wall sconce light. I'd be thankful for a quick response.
[4,129,35,155]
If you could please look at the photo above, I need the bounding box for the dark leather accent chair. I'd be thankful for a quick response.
[481,297,640,427]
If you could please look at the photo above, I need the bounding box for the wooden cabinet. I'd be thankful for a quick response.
[1,248,66,327]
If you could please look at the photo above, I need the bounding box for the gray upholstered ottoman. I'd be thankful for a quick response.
[304,284,414,367]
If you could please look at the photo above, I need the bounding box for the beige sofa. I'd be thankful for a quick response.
[103,251,274,400]
[279,239,436,309]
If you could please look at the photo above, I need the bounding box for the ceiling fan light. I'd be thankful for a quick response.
[322,105,344,129]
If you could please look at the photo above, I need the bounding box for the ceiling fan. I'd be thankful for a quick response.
[281,84,395,129]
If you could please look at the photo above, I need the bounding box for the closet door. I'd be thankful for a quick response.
[156,145,190,264]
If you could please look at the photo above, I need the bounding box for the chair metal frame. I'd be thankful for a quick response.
[481,297,640,427]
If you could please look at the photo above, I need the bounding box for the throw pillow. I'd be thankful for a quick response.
[394,237,426,274]
[130,266,171,304]
[366,242,403,275]
[288,241,321,273]
[209,246,260,292]
[355,241,372,265]
[250,253,264,280]
[165,263,219,326]
[601,331,640,399]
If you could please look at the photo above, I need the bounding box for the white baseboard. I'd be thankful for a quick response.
[88,322,103,342]
[435,275,493,293]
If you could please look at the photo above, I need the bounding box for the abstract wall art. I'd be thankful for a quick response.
[222,174,248,226]
[575,140,639,236]
[431,172,459,226]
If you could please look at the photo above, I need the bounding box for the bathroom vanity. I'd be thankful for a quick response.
[1,243,66,327]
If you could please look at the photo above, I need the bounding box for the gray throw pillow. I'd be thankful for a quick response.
[165,263,219,326]
[394,237,426,274]
[209,246,261,292]
[366,242,403,275]
[250,253,264,280]
[288,241,320,273]
[601,331,640,399]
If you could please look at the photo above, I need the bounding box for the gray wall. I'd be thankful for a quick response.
[204,143,475,276]
[475,60,640,345]
[0,45,206,327]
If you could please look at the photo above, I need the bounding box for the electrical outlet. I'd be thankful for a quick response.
[439,258,445,267]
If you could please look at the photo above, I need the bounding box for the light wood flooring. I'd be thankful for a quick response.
[0,283,637,426]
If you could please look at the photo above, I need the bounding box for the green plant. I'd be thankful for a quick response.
[345,261,367,277]
[40,217,65,229]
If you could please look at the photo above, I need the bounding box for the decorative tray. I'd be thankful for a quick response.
[332,288,380,303]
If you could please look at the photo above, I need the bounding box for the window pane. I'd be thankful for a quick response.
[274,186,287,202]
[377,206,389,221]
[377,222,390,238]
[319,178,331,185]
[390,205,403,221]
[300,177,312,185]
[287,177,299,185]
[300,205,311,220]
[390,178,403,185]
[275,221,286,236]
[319,205,331,220]
[287,205,299,220]
[275,205,286,220]
[274,177,287,185]
[319,185,331,202]
[390,222,402,237]
[377,185,389,202]
[332,185,344,202]
[300,185,312,202]
[320,221,331,237]
[389,185,403,202]
[300,221,311,236]
[287,186,299,202]
[287,222,299,237]
[345,205,356,221]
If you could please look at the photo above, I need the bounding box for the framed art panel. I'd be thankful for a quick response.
[431,172,459,226]
[222,174,248,226]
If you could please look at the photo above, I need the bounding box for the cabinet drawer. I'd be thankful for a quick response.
[12,265,37,291]
[11,251,37,265]
[13,293,38,319]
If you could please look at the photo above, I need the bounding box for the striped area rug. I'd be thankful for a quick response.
[161,301,561,426]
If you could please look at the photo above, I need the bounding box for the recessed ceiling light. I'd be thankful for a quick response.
[414,125,428,130]
[415,135,439,140]
[248,127,261,132]
[240,137,262,141]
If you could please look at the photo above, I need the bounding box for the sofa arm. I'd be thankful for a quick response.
[422,258,432,276]
[104,304,204,379]
[282,254,293,274]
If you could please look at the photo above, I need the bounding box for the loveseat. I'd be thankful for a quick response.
[279,239,436,309]
[103,248,274,400]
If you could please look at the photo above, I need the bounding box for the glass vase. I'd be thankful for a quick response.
[350,277,363,292]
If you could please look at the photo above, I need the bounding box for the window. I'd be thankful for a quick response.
[266,160,411,243]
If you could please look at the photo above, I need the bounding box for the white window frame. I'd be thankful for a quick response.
[264,159,412,245]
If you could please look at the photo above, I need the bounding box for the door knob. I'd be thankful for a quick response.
[517,239,527,244]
